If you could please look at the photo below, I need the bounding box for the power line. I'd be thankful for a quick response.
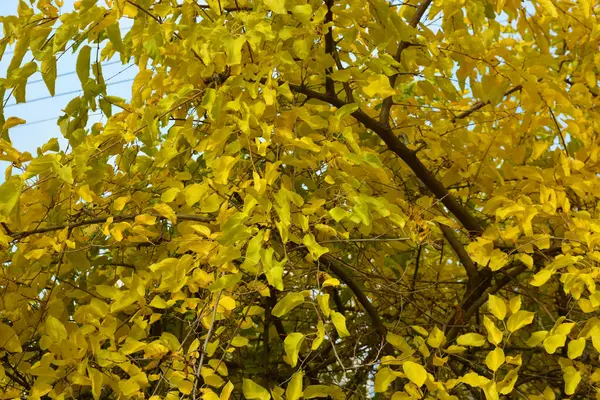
[5,78,134,108]
[26,60,125,86]
[11,113,103,129]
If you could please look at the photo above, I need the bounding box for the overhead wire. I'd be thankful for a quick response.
[5,77,134,109]
[9,61,138,127]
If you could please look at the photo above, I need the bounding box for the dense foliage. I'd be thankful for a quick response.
[0,0,599,398]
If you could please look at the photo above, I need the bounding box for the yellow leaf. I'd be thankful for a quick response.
[526,331,548,347]
[374,367,397,392]
[284,332,305,367]
[543,334,566,354]
[219,296,236,311]
[331,311,350,337]
[563,366,581,395]
[403,361,427,387]
[567,338,586,359]
[488,294,507,320]
[508,296,521,314]
[311,320,325,350]
[506,310,534,332]
[322,278,340,288]
[317,294,331,318]
[135,214,156,225]
[461,372,490,387]
[427,326,445,348]
[0,177,23,217]
[78,185,94,202]
[153,203,177,223]
[3,117,26,130]
[231,336,249,347]
[515,253,533,269]
[485,347,505,372]
[456,333,486,347]
[386,332,411,352]
[363,74,396,97]
[498,368,519,395]
[303,233,329,259]
[212,156,238,185]
[114,195,131,211]
[483,316,503,346]
[0,323,22,352]
[161,187,180,203]
[483,381,499,400]
[264,0,286,14]
[538,0,558,17]
[286,371,303,400]
[221,381,234,400]
[272,292,304,318]
[530,269,553,286]
[45,315,67,343]
[243,378,271,400]
[88,367,103,400]
[224,36,246,66]
[184,183,206,206]
[412,325,429,337]
[123,2,138,17]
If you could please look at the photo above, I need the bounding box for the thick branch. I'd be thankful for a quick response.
[320,254,387,340]
[324,0,336,97]
[445,264,526,343]
[379,0,433,126]
[289,83,483,235]
[438,224,477,280]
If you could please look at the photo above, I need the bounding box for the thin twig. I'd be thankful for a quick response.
[192,290,222,400]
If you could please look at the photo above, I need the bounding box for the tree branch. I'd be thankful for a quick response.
[324,0,336,97]
[288,83,483,235]
[379,0,433,126]
[10,213,214,241]
[451,84,523,122]
[438,224,478,280]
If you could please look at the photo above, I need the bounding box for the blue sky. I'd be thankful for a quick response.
[0,0,136,160]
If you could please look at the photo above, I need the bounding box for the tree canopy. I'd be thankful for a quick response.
[0,0,599,399]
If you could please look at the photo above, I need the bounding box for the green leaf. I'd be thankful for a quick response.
[272,292,304,318]
[209,273,243,292]
[243,378,271,400]
[76,45,91,85]
[284,332,305,367]
[331,311,350,337]
[0,177,22,217]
